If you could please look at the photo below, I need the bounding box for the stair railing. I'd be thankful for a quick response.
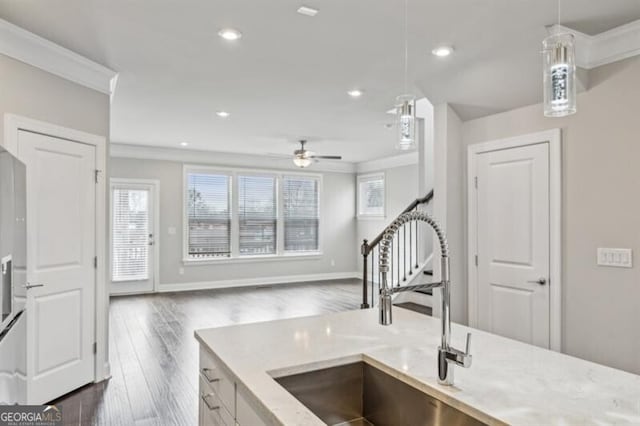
[360,190,434,309]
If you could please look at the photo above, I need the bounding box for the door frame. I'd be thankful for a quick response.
[109,178,160,295]
[467,128,562,352]
[3,113,109,382]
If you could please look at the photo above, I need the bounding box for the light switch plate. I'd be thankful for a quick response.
[597,248,633,268]
[168,226,177,235]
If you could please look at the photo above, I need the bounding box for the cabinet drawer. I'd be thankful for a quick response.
[200,347,236,416]
[236,388,267,426]
[199,375,233,426]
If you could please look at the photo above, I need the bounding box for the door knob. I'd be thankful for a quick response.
[527,278,547,285]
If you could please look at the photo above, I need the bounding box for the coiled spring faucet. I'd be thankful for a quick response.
[378,210,472,385]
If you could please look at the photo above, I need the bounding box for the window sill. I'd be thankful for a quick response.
[183,252,323,266]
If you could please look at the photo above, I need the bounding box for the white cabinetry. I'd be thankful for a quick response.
[198,346,267,426]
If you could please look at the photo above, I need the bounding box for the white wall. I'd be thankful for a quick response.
[110,157,358,289]
[356,163,420,254]
[0,54,110,143]
[462,56,640,375]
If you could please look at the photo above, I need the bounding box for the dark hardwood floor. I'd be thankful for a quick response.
[51,278,365,426]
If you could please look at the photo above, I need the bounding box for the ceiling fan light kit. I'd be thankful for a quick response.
[293,155,312,168]
[291,140,342,168]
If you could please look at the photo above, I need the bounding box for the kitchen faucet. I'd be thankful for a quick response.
[378,210,472,386]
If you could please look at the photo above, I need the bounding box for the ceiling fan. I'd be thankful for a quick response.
[292,140,342,168]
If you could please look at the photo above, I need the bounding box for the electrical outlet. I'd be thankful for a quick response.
[168,227,177,235]
[597,248,632,268]
[331,259,335,267]
[178,267,184,275]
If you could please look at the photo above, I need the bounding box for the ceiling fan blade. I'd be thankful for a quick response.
[310,155,342,160]
[265,153,291,159]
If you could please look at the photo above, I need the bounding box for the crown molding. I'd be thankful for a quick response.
[0,18,117,94]
[110,143,357,174]
[549,19,640,70]
[356,151,418,174]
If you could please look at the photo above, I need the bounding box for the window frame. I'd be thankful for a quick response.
[182,165,323,265]
[237,172,278,257]
[282,173,322,254]
[357,172,386,219]
[183,167,233,260]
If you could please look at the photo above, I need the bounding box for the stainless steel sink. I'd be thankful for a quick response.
[274,362,487,426]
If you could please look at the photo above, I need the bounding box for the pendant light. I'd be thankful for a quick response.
[395,0,416,150]
[542,0,576,117]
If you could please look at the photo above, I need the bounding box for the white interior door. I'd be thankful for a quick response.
[474,142,550,348]
[18,131,96,404]
[18,130,96,404]
[110,181,156,294]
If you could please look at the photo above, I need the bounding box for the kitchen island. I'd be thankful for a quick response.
[195,308,640,425]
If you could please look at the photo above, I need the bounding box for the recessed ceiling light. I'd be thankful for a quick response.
[432,46,454,57]
[180,142,189,147]
[216,111,230,118]
[347,89,363,98]
[218,29,242,41]
[297,6,319,17]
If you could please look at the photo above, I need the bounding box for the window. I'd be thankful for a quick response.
[283,176,320,252]
[238,175,277,256]
[358,173,385,217]
[186,172,231,259]
[184,167,321,262]
[112,187,150,281]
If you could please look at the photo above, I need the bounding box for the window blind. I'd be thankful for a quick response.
[238,175,277,256]
[186,173,231,259]
[283,176,319,252]
[112,188,149,282]
[358,175,384,216]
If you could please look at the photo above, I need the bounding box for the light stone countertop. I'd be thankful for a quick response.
[195,308,640,426]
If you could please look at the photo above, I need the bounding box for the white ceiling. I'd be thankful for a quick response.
[1,0,640,162]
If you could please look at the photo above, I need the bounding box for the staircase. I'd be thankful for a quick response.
[360,190,435,312]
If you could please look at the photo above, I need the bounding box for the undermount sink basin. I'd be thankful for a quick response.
[274,362,486,426]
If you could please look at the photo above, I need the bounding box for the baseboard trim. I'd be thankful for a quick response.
[157,271,360,293]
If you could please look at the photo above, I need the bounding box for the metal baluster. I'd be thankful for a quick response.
[378,246,382,292]
[389,242,393,287]
[415,220,419,268]
[396,232,400,285]
[409,219,413,275]
[403,224,407,281]
[371,247,374,306]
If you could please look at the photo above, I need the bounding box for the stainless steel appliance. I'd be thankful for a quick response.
[0,146,27,405]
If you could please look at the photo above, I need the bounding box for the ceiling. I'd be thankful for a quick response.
[1,1,640,162]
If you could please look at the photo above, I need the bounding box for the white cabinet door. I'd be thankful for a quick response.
[475,142,550,348]
[19,130,96,404]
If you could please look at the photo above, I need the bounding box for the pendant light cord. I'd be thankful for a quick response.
[557,0,561,26]
[403,0,408,94]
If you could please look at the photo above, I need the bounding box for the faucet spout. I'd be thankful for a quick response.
[376,210,472,386]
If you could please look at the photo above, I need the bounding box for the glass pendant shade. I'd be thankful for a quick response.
[293,155,312,168]
[542,32,576,117]
[395,94,416,150]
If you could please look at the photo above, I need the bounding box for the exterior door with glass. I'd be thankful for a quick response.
[110,179,157,294]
